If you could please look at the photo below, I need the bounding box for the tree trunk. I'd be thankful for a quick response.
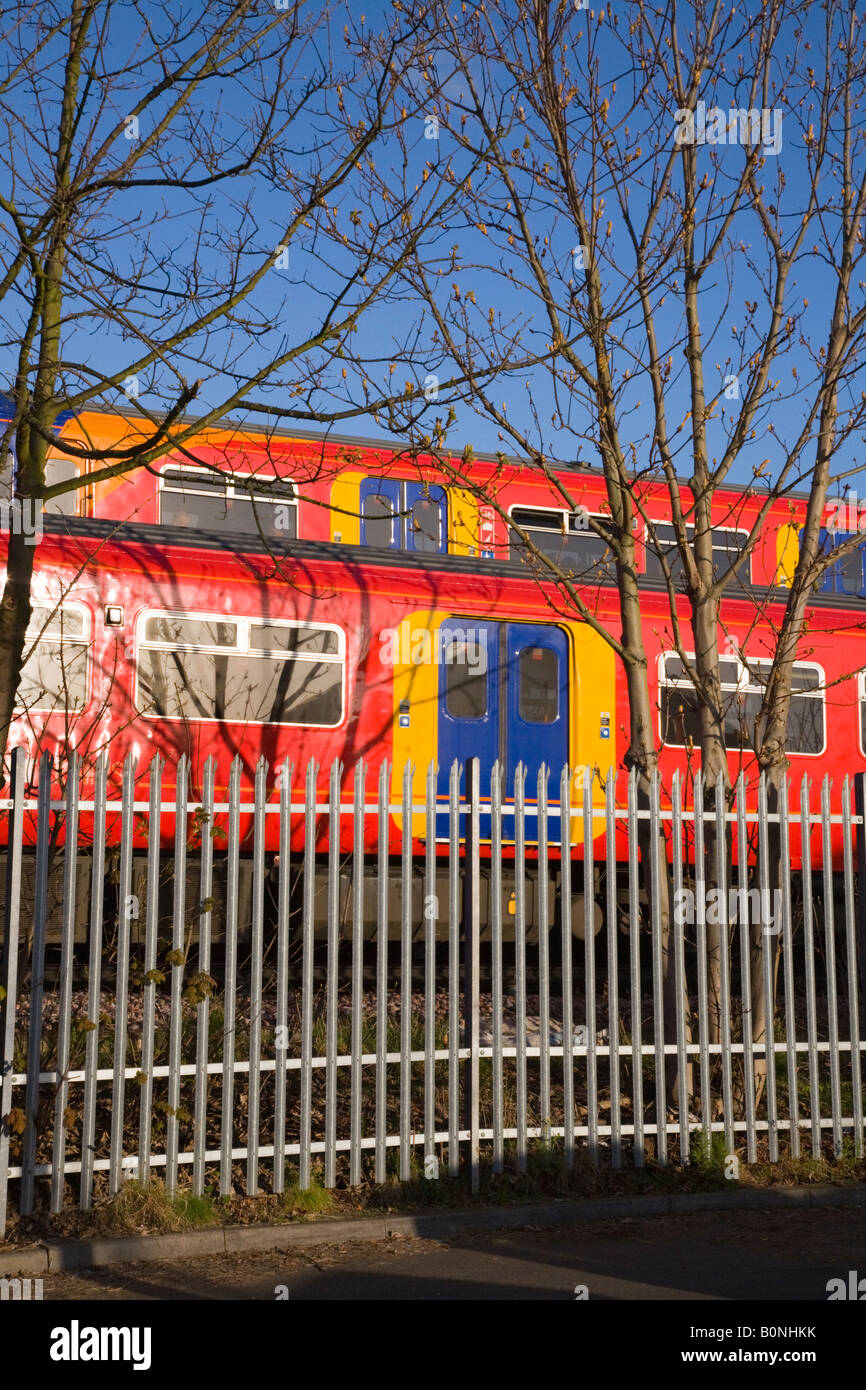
[619,567,694,1118]
[693,589,728,1052]
[0,529,37,774]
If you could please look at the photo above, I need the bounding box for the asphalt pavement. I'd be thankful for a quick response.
[40,1204,866,1301]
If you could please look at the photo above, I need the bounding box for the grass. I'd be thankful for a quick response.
[279,1170,334,1218]
[688,1128,732,1176]
[99,1179,219,1235]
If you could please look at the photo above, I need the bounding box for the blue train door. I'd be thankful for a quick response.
[505,623,569,842]
[436,619,499,838]
[435,619,569,840]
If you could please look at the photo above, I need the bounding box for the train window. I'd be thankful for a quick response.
[160,467,297,539]
[137,612,344,727]
[230,474,297,539]
[664,654,741,685]
[17,604,89,712]
[445,640,488,720]
[518,647,559,724]
[249,623,339,655]
[814,529,866,597]
[660,652,824,754]
[143,615,237,647]
[510,506,614,581]
[359,479,447,553]
[645,522,751,587]
[32,607,86,638]
[840,546,864,593]
[43,457,80,516]
[860,673,866,756]
[362,492,395,547]
[411,496,442,552]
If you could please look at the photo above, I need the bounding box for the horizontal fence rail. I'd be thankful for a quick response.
[1,748,865,1233]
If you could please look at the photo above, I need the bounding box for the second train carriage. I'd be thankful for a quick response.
[29,404,805,582]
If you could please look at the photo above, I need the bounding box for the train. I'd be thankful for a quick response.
[2,405,865,940]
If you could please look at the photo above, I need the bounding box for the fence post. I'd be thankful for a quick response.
[399,760,413,1182]
[20,751,52,1215]
[462,757,481,1193]
[0,748,26,1237]
[108,754,136,1195]
[854,774,866,1037]
[51,753,80,1212]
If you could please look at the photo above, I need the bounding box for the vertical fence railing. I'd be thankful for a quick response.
[801,775,820,1158]
[584,770,599,1164]
[50,752,79,1213]
[324,757,341,1191]
[399,759,412,1183]
[514,761,528,1173]
[80,752,107,1210]
[19,752,51,1215]
[736,770,757,1163]
[219,756,241,1198]
[779,775,799,1160]
[491,761,504,1173]
[447,757,459,1179]
[0,747,25,1234]
[351,759,366,1189]
[272,756,291,1193]
[671,770,689,1162]
[844,778,863,1157]
[375,759,389,1184]
[298,758,316,1192]
[107,755,135,1195]
[1,751,865,1235]
[139,755,162,1187]
[627,766,644,1167]
[465,758,481,1194]
[423,760,435,1181]
[193,756,214,1196]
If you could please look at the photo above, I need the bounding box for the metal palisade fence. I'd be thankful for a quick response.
[0,746,864,1235]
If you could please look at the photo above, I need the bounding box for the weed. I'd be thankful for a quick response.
[688,1128,730,1177]
[280,1170,334,1217]
[99,1178,218,1234]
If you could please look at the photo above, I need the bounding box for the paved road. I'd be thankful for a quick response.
[42,1206,866,1301]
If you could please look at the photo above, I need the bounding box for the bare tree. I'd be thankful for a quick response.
[0,0,490,769]
[381,0,866,1106]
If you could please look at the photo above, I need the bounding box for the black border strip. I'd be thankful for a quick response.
[39,515,866,613]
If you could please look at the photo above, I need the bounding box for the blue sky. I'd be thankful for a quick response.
[1,0,864,502]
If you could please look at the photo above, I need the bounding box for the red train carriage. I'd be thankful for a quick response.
[3,509,865,854]
[3,409,865,946]
[40,406,802,584]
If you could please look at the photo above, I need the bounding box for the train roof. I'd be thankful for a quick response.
[55,401,820,506]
